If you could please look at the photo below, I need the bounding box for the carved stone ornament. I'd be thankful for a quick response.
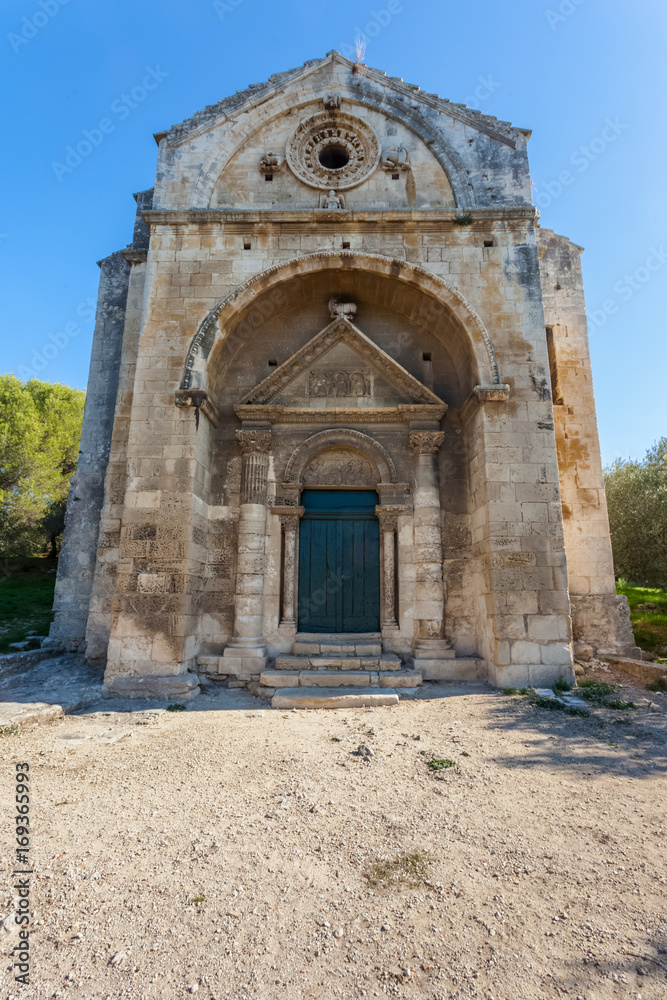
[381,144,411,171]
[302,448,376,487]
[259,151,283,174]
[307,369,371,398]
[328,298,357,320]
[323,93,341,109]
[286,111,381,190]
[320,189,344,209]
[409,431,445,455]
[236,429,272,455]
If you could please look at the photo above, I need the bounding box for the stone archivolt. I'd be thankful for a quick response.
[178,252,502,392]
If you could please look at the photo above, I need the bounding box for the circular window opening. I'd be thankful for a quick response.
[318,143,350,170]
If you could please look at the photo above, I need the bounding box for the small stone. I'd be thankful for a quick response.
[109,951,127,965]
[356,744,374,757]
[574,643,594,661]
[334,927,344,938]
[189,985,199,994]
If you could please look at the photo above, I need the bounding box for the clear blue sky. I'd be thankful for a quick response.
[1,0,665,465]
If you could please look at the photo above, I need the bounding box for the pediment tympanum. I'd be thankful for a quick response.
[235,315,447,425]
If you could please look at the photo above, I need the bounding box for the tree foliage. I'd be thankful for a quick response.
[0,376,85,557]
[604,438,667,588]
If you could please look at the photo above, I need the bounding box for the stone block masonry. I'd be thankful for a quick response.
[49,51,635,698]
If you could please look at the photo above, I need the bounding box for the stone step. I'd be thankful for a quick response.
[293,634,382,656]
[416,657,487,682]
[271,687,400,710]
[260,669,421,689]
[275,653,401,671]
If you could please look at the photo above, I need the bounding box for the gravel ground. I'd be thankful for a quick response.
[1,668,666,1000]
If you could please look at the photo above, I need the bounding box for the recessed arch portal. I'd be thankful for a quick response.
[179,252,501,396]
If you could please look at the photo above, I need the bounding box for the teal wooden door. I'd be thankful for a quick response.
[298,490,380,633]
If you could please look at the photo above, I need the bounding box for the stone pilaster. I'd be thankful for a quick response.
[409,431,453,660]
[222,429,272,674]
[376,505,404,632]
[272,506,305,626]
[47,251,130,651]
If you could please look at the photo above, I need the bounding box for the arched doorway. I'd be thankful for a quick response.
[298,489,380,633]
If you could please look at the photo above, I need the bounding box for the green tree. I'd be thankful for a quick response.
[604,438,667,587]
[0,376,85,558]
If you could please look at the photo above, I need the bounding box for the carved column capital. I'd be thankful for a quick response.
[236,429,272,455]
[375,504,408,532]
[272,505,305,532]
[409,431,445,455]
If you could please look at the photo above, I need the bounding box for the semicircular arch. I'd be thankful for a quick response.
[284,429,397,485]
[179,251,500,392]
[190,86,473,209]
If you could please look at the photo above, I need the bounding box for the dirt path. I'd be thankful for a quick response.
[1,676,666,1000]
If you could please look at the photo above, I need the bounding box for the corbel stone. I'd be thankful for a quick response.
[174,388,219,429]
[459,383,510,425]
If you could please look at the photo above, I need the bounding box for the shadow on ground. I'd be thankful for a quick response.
[485,691,667,780]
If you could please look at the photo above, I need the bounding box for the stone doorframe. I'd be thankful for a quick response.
[275,428,411,641]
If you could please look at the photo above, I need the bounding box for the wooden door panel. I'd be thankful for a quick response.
[298,490,380,633]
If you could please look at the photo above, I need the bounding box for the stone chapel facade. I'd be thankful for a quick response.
[48,52,638,702]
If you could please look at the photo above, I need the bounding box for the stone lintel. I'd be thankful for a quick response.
[235,404,447,424]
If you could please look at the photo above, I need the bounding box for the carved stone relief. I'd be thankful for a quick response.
[286,111,381,190]
[320,189,345,209]
[381,144,411,171]
[302,448,377,487]
[259,151,284,174]
[307,370,372,398]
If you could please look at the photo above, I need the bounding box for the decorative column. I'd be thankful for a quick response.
[222,429,272,674]
[271,505,305,627]
[409,431,453,660]
[375,506,403,632]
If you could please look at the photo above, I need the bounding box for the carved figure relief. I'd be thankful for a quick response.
[302,448,376,487]
[328,298,357,320]
[323,93,341,109]
[381,144,411,171]
[307,370,372,398]
[259,151,283,174]
[321,189,344,209]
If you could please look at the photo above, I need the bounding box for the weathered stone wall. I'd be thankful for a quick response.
[48,251,130,650]
[54,51,631,689]
[537,227,638,656]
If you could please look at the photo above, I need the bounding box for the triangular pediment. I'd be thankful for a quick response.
[238,316,445,413]
[160,52,525,148]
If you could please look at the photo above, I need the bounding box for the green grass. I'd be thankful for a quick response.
[617,581,667,655]
[365,853,431,889]
[427,757,456,771]
[531,696,590,718]
[553,674,572,694]
[646,678,667,692]
[577,681,636,711]
[167,704,186,712]
[0,566,56,654]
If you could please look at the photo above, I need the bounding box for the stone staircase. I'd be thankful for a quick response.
[258,633,421,709]
[198,633,486,709]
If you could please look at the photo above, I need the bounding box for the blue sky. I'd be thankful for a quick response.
[1,0,665,465]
